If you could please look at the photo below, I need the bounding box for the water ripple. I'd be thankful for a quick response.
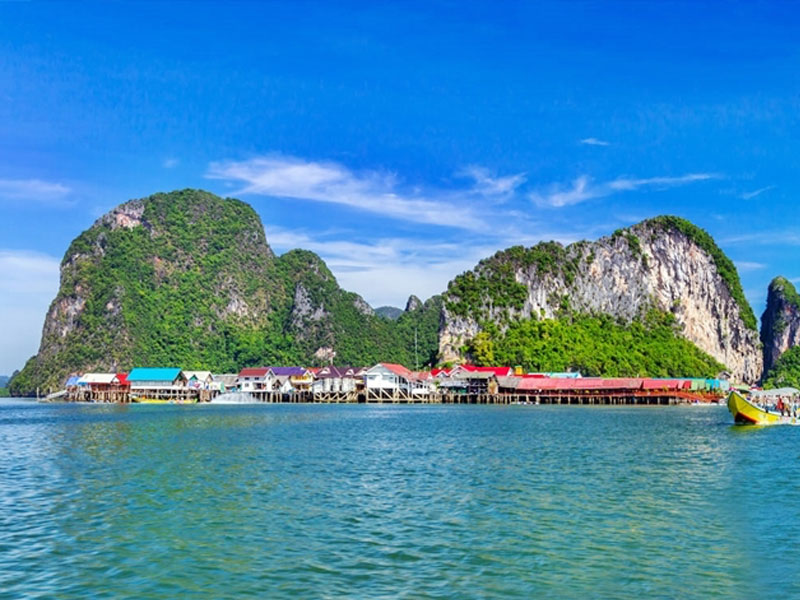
[0,401,798,598]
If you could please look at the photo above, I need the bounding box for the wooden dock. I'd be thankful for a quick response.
[54,387,712,405]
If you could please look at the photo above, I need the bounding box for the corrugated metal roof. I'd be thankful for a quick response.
[641,379,688,390]
[270,367,309,377]
[497,376,522,389]
[184,371,213,381]
[516,378,646,392]
[369,363,415,380]
[127,368,183,382]
[314,366,365,379]
[78,373,118,385]
[238,367,269,378]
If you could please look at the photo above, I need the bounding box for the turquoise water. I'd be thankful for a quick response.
[1,400,798,598]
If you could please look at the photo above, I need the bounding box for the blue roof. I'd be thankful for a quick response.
[127,367,183,382]
[65,375,80,386]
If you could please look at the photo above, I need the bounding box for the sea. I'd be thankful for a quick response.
[1,399,798,599]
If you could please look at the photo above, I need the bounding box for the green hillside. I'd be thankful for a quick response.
[9,190,439,394]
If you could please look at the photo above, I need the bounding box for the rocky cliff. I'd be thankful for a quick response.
[440,216,762,382]
[761,276,800,378]
[10,189,440,394]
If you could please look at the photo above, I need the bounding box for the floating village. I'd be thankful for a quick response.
[48,363,735,405]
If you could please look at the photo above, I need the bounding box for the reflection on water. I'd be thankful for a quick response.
[0,400,798,598]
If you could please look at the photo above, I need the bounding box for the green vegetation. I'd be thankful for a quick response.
[467,309,725,377]
[770,276,800,310]
[0,388,9,398]
[763,346,800,389]
[9,190,443,395]
[445,241,578,318]
[645,216,757,331]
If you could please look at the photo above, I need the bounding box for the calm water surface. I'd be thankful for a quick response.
[1,400,798,598]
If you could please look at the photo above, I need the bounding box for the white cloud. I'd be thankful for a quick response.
[580,137,610,146]
[530,173,719,208]
[458,166,526,199]
[163,158,180,169]
[740,185,775,200]
[266,225,496,308]
[0,178,71,205]
[0,250,60,374]
[206,155,486,231]
[734,261,766,272]
[721,230,800,246]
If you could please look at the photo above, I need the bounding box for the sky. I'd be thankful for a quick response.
[2,1,800,374]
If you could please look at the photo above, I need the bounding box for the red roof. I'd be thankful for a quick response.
[238,367,270,378]
[452,365,513,376]
[116,373,129,386]
[517,378,643,392]
[380,363,415,380]
[641,379,690,390]
[514,377,693,392]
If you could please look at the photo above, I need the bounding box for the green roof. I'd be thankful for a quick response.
[127,367,183,382]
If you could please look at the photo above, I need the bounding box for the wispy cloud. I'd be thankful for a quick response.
[457,166,526,199]
[163,158,179,169]
[580,137,610,146]
[265,226,497,308]
[0,178,71,205]
[722,230,800,246]
[735,261,766,272]
[530,173,719,208]
[740,185,775,200]
[206,155,486,231]
[0,249,61,374]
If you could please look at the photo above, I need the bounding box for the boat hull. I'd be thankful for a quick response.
[727,390,799,426]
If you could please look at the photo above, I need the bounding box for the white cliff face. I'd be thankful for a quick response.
[440,222,763,383]
[761,277,800,376]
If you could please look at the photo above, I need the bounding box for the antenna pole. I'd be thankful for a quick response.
[414,326,419,371]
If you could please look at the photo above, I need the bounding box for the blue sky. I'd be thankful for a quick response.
[2,1,799,374]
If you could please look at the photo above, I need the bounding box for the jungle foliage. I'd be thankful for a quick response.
[763,345,800,389]
[467,309,726,377]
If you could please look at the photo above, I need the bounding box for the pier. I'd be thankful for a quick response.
[55,387,710,405]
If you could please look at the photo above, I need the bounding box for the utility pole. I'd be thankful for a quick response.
[414,326,419,371]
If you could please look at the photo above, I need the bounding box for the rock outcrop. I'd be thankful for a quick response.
[761,276,800,378]
[405,295,422,312]
[440,216,762,382]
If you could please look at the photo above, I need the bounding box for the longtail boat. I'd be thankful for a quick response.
[727,389,800,426]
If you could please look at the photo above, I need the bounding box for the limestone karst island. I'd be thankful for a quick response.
[7,189,797,406]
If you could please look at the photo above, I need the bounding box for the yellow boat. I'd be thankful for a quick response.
[133,397,173,404]
[727,390,799,426]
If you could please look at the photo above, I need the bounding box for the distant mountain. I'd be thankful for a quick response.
[761,276,800,386]
[0,376,9,388]
[9,190,440,395]
[375,306,403,320]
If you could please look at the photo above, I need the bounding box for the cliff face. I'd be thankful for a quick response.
[761,277,800,377]
[440,216,762,382]
[10,189,441,394]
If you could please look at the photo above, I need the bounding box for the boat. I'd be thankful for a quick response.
[727,388,800,425]
[132,397,173,404]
